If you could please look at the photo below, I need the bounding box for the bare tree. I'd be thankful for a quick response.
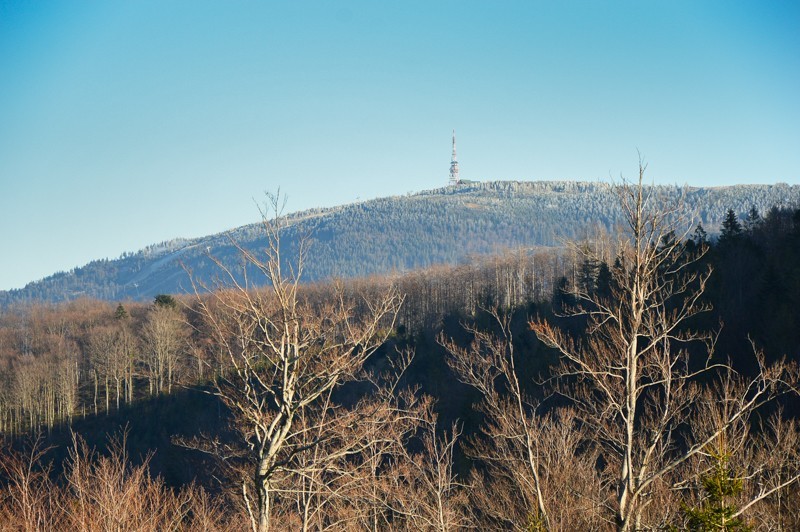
[0,436,59,530]
[188,194,409,532]
[0,432,236,531]
[528,163,800,530]
[112,308,138,407]
[441,309,605,530]
[88,325,116,414]
[386,419,473,531]
[140,303,187,395]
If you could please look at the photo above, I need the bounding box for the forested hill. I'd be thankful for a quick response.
[2,180,798,306]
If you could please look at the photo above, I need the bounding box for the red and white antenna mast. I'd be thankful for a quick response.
[449,129,460,185]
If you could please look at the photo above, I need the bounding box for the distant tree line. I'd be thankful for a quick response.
[0,246,571,436]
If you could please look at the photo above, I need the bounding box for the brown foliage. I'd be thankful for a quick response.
[0,432,235,531]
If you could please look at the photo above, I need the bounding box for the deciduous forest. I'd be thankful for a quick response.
[2,178,800,531]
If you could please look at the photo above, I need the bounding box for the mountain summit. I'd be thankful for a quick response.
[2,181,797,307]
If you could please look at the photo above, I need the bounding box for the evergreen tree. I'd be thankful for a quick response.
[744,205,761,233]
[595,261,613,301]
[153,294,178,309]
[683,446,751,531]
[693,223,708,246]
[552,276,573,312]
[114,303,128,320]
[579,253,600,295]
[719,209,742,243]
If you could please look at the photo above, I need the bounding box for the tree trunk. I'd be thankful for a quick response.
[256,476,271,532]
[93,369,99,416]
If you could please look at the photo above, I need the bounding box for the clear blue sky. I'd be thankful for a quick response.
[1,1,798,290]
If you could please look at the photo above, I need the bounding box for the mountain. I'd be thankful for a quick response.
[2,180,798,307]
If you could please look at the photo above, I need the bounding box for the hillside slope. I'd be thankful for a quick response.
[2,180,798,306]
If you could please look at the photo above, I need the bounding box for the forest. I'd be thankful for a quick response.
[2,180,798,308]
[1,178,800,531]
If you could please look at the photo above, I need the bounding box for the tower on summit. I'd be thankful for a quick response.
[449,130,460,186]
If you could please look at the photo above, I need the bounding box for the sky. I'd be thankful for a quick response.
[1,1,799,291]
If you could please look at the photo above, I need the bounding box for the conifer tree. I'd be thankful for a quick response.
[114,303,128,320]
[744,205,761,233]
[719,209,742,243]
[694,223,708,245]
[683,444,751,532]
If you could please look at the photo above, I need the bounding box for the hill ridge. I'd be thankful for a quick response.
[2,180,798,307]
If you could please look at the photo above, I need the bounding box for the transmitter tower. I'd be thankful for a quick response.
[449,130,460,186]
